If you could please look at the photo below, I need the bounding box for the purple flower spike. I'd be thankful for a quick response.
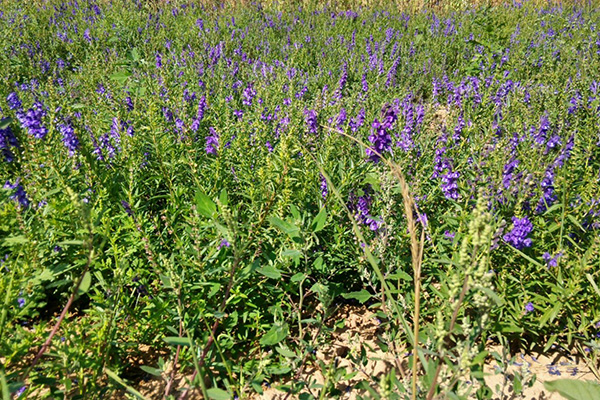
[59,123,79,156]
[305,109,318,134]
[503,216,533,250]
[205,127,219,155]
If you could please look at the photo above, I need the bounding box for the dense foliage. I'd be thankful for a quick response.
[0,0,599,398]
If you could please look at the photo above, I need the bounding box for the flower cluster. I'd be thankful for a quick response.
[58,122,79,156]
[503,216,533,249]
[304,109,318,134]
[205,127,219,155]
[0,125,19,162]
[349,189,382,231]
[441,169,460,200]
[16,101,48,139]
[4,179,30,208]
[366,105,397,163]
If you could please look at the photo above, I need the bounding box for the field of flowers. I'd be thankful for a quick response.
[1,0,599,398]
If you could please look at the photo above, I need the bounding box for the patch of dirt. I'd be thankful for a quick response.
[114,305,597,399]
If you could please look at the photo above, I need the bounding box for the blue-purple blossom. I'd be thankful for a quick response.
[121,201,133,217]
[15,386,26,398]
[0,125,18,162]
[336,108,347,130]
[349,108,365,132]
[366,118,392,163]
[543,252,563,268]
[7,92,22,110]
[320,174,328,199]
[4,179,29,208]
[242,84,256,106]
[349,190,382,231]
[536,168,556,214]
[525,302,534,313]
[503,216,533,249]
[205,127,219,155]
[59,122,79,156]
[441,170,460,200]
[17,101,48,139]
[366,105,397,163]
[305,109,318,134]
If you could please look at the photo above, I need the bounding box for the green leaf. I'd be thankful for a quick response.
[478,286,504,306]
[219,189,228,206]
[105,368,150,400]
[260,323,289,346]
[268,216,300,238]
[0,117,12,130]
[585,274,600,298]
[3,236,28,246]
[275,346,296,358]
[140,366,162,377]
[160,274,172,289]
[290,273,306,282]
[163,336,192,347]
[544,379,600,400]
[58,240,84,246]
[494,322,523,333]
[311,208,328,233]
[77,271,92,296]
[206,388,230,400]
[0,370,11,400]
[281,249,301,258]
[258,265,281,280]
[388,271,412,281]
[341,289,372,304]
[195,190,216,218]
[109,71,131,83]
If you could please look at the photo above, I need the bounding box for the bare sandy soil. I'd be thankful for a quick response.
[117,305,598,400]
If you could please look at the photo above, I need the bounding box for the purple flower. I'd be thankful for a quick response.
[205,127,219,155]
[305,109,318,134]
[15,386,26,398]
[503,216,533,249]
[441,170,460,200]
[525,302,534,313]
[218,239,230,249]
[242,84,256,106]
[349,108,365,132]
[0,125,18,162]
[366,118,392,163]
[7,92,22,110]
[121,201,133,217]
[17,297,25,308]
[543,252,563,268]
[503,158,520,190]
[320,174,328,199]
[536,168,556,214]
[336,108,347,130]
[16,101,48,139]
[349,190,382,231]
[4,179,29,208]
[59,122,79,156]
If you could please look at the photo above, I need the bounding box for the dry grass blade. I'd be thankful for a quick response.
[321,124,425,399]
